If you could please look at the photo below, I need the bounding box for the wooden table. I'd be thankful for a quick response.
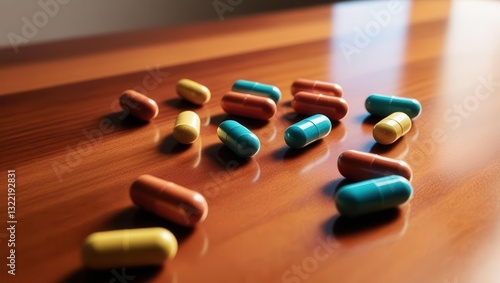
[1,1,500,282]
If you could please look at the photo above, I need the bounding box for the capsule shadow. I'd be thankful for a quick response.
[322,178,353,198]
[281,112,307,124]
[273,140,324,161]
[359,114,381,125]
[209,113,269,129]
[158,134,191,155]
[101,112,149,129]
[62,265,163,283]
[327,208,401,238]
[281,100,293,108]
[164,97,202,110]
[204,143,252,170]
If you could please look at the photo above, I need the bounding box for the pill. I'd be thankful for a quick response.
[217,120,260,158]
[284,114,332,148]
[119,89,159,121]
[335,175,413,217]
[291,78,343,97]
[176,79,211,105]
[292,91,349,120]
[130,175,208,227]
[82,227,177,269]
[232,79,281,103]
[365,93,422,119]
[173,111,200,144]
[337,150,412,181]
[221,91,277,120]
[373,112,412,145]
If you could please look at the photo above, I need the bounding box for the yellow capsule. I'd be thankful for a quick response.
[176,79,211,105]
[82,227,178,269]
[373,112,412,145]
[173,111,200,144]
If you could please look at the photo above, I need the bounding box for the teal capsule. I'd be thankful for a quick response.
[365,94,422,119]
[284,114,331,148]
[217,120,260,158]
[335,175,413,217]
[232,80,281,103]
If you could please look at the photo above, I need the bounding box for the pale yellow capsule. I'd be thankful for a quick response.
[373,112,412,145]
[82,227,178,269]
[173,111,200,144]
[176,79,211,105]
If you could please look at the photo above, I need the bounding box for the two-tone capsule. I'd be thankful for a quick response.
[292,91,348,120]
[217,120,260,158]
[335,175,413,217]
[373,112,412,144]
[365,93,422,119]
[284,114,332,148]
[82,227,178,269]
[176,79,211,105]
[291,79,343,97]
[130,175,208,227]
[120,89,159,121]
[173,111,200,144]
[232,80,281,103]
[337,150,412,181]
[221,91,277,120]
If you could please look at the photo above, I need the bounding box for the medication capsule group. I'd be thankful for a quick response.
[335,175,413,217]
[176,79,211,105]
[292,91,348,120]
[130,175,208,227]
[373,112,412,145]
[291,78,343,97]
[284,114,332,148]
[119,89,159,121]
[173,111,200,144]
[365,93,422,119]
[337,150,412,181]
[217,120,260,158]
[232,79,281,103]
[221,91,277,120]
[82,227,178,269]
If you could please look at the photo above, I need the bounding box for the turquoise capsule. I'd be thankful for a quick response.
[335,175,413,217]
[217,120,260,158]
[365,94,422,119]
[284,114,331,148]
[232,80,281,103]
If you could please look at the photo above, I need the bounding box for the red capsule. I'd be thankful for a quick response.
[291,79,343,97]
[292,91,348,120]
[221,91,277,120]
[119,90,159,121]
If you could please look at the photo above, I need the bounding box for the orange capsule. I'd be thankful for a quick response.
[130,175,208,227]
[119,90,159,121]
[291,79,343,97]
[292,91,348,120]
[221,91,277,120]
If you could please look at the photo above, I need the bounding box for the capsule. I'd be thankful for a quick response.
[284,114,332,148]
[291,78,343,97]
[232,80,281,103]
[221,91,277,120]
[82,227,178,269]
[130,175,208,227]
[335,175,413,217]
[292,91,348,120]
[373,112,412,145]
[173,111,200,144]
[365,93,422,119]
[337,150,412,181]
[176,79,211,105]
[119,89,159,121]
[217,120,260,158]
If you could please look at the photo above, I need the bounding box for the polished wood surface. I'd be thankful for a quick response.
[1,1,500,282]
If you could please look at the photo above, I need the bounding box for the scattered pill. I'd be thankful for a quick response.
[130,175,208,227]
[284,114,332,148]
[292,91,348,120]
[365,93,422,119]
[119,89,159,121]
[335,175,413,217]
[221,91,277,120]
[173,111,200,144]
[176,79,211,105]
[337,150,412,181]
[373,112,412,145]
[291,78,343,97]
[82,227,177,269]
[232,79,281,103]
[217,120,260,158]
